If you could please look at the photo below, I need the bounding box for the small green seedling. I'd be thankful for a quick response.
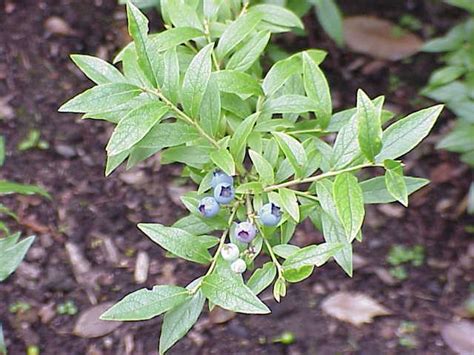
[56,300,78,316]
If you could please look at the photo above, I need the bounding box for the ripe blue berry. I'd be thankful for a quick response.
[230,258,247,274]
[198,197,220,217]
[234,221,257,243]
[211,170,234,188]
[221,243,240,261]
[214,182,235,204]
[259,203,282,226]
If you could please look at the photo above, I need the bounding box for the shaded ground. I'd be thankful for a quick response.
[0,1,472,354]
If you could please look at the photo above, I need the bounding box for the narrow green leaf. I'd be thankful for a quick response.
[106,102,168,156]
[249,150,274,185]
[226,31,271,71]
[272,132,307,178]
[182,43,214,118]
[127,1,157,87]
[247,262,277,295]
[200,76,221,137]
[101,285,190,321]
[162,47,180,105]
[314,0,344,46]
[59,83,141,113]
[282,242,342,270]
[302,52,332,128]
[166,0,203,29]
[0,236,35,282]
[263,95,316,114]
[201,273,270,314]
[138,223,218,264]
[159,289,205,355]
[357,89,383,162]
[0,136,4,167]
[273,244,300,258]
[71,55,126,84]
[229,113,258,164]
[0,181,50,199]
[376,105,444,162]
[213,70,263,96]
[333,173,364,242]
[210,147,235,176]
[278,188,299,222]
[251,4,304,29]
[360,176,429,204]
[216,11,263,59]
[384,160,408,206]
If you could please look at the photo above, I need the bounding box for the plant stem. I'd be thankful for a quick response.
[260,226,284,279]
[264,163,381,192]
[293,190,319,202]
[144,88,220,148]
[203,20,220,70]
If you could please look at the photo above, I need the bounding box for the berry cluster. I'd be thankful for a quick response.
[198,171,284,273]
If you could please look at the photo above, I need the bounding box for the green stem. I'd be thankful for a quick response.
[261,227,284,279]
[264,163,381,192]
[144,88,220,148]
[204,20,220,71]
[293,190,319,202]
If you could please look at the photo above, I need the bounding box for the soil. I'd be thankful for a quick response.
[1,1,473,354]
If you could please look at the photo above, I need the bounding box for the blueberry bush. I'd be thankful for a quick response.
[422,0,474,213]
[60,1,443,353]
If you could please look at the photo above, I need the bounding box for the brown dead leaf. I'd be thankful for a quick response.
[441,321,474,355]
[321,292,391,326]
[45,17,78,36]
[343,16,422,61]
[209,307,236,325]
[73,303,122,338]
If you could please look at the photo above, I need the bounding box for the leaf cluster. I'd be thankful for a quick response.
[60,1,443,352]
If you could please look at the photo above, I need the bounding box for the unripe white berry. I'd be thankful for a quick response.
[230,258,247,274]
[221,243,240,262]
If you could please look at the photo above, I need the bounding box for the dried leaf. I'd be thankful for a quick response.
[343,16,422,61]
[73,303,122,338]
[321,291,391,326]
[45,17,78,36]
[441,321,474,355]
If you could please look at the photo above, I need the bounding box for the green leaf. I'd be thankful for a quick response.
[314,0,344,46]
[216,11,263,59]
[173,214,227,235]
[182,43,214,118]
[273,244,300,258]
[100,285,190,321]
[106,102,168,156]
[226,31,271,72]
[200,76,221,137]
[317,179,353,276]
[384,160,408,207]
[427,66,465,87]
[229,113,258,165]
[360,176,429,204]
[210,147,235,176]
[376,105,444,162]
[249,150,274,185]
[251,4,304,29]
[161,145,212,168]
[357,89,383,162]
[166,0,203,30]
[106,151,129,176]
[149,26,204,52]
[128,122,199,168]
[213,70,263,96]
[127,1,157,87]
[71,55,126,85]
[247,262,277,295]
[0,232,21,250]
[333,173,364,242]
[138,223,218,264]
[263,95,316,114]
[272,132,307,178]
[278,188,299,222]
[162,47,180,105]
[0,235,35,282]
[159,288,205,355]
[302,52,332,128]
[59,83,141,113]
[201,273,270,314]
[0,181,50,199]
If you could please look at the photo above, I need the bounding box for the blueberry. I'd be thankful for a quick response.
[234,221,257,243]
[211,170,234,188]
[214,182,235,204]
[221,243,240,262]
[230,258,247,274]
[259,203,282,226]
[198,197,220,217]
